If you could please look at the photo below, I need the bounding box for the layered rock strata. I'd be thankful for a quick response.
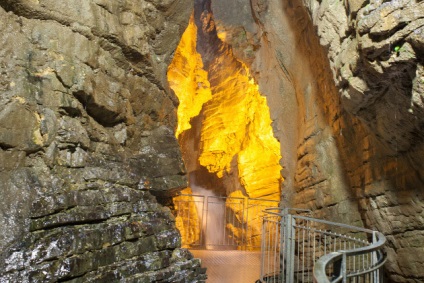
[0,0,205,282]
[1,0,423,281]
[167,3,282,248]
[210,0,424,281]
[169,10,282,200]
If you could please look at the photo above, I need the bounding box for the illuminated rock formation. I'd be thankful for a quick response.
[168,15,212,138]
[168,7,282,248]
[198,64,282,199]
[174,188,202,247]
[2,0,423,281]
[168,14,282,201]
[211,0,424,281]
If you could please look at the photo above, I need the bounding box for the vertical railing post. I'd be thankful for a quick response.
[243,197,247,249]
[283,210,296,283]
[341,253,347,283]
[200,195,205,247]
[280,212,285,282]
[372,231,379,283]
[260,216,264,281]
[204,195,209,248]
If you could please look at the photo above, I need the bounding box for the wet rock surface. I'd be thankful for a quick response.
[1,0,423,281]
[1,186,204,282]
[0,1,205,282]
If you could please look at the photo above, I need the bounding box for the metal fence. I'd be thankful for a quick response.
[260,208,387,283]
[173,193,205,247]
[173,193,279,250]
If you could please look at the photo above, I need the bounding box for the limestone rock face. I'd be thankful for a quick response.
[306,0,424,156]
[0,1,205,281]
[168,6,282,200]
[302,1,424,281]
[210,0,424,281]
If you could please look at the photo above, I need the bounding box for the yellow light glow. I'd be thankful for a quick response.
[199,64,282,199]
[227,190,277,249]
[168,14,282,200]
[173,188,201,247]
[169,12,283,247]
[217,31,227,42]
[167,15,212,138]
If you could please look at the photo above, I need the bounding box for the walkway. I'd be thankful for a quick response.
[190,250,261,283]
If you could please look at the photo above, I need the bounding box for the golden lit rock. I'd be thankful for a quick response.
[199,65,282,199]
[167,15,212,138]
[168,10,282,248]
[227,190,277,249]
[173,188,202,247]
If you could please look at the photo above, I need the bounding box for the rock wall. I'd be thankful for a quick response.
[302,0,424,281]
[169,4,282,200]
[0,0,205,282]
[210,0,424,281]
[1,0,423,281]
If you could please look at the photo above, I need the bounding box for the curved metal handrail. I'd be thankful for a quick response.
[313,231,387,283]
[260,207,387,283]
[262,207,312,216]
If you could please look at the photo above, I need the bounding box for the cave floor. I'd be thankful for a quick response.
[190,249,261,283]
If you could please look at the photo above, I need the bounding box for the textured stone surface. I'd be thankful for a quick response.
[169,10,282,199]
[210,0,424,281]
[167,4,282,247]
[0,0,206,281]
[301,1,424,282]
[1,0,423,281]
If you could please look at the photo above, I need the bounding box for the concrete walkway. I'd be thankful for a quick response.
[190,250,261,283]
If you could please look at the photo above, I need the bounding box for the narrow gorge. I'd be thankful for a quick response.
[0,0,423,282]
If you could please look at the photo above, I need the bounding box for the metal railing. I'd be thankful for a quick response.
[260,208,387,283]
[173,193,279,249]
[173,193,205,247]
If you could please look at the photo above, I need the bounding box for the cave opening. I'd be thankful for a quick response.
[167,0,283,248]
